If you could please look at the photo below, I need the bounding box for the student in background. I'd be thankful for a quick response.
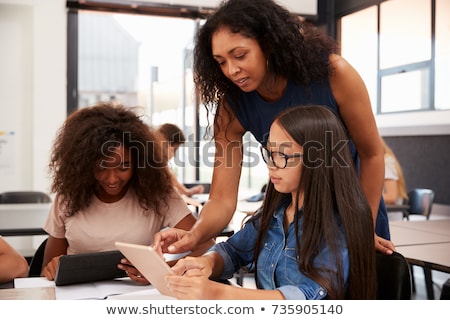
[156,123,205,197]
[0,236,29,283]
[382,138,408,205]
[41,103,214,283]
[154,0,394,256]
[164,106,377,300]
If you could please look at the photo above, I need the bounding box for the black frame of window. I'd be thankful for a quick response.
[66,1,209,179]
[335,0,438,114]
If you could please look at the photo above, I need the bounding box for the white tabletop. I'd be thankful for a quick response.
[389,224,450,247]
[390,219,450,237]
[396,242,450,273]
[0,203,51,234]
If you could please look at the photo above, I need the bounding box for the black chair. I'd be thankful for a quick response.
[28,238,48,277]
[440,278,450,300]
[402,188,436,295]
[376,251,412,299]
[183,182,211,194]
[0,191,51,204]
[403,188,435,220]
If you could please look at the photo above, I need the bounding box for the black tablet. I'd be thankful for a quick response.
[54,250,126,286]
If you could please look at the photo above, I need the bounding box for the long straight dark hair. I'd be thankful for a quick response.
[253,105,376,299]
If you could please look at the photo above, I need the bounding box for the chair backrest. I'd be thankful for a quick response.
[183,183,211,193]
[407,188,435,219]
[0,191,51,204]
[28,238,48,277]
[376,251,412,299]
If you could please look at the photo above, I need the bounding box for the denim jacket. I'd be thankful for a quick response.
[212,199,349,300]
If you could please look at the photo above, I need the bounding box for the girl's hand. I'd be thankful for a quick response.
[42,255,61,280]
[170,255,213,278]
[118,258,150,285]
[166,268,215,299]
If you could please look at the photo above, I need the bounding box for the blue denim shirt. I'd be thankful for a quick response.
[212,199,349,300]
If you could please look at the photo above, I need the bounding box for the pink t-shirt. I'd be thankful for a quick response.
[44,188,191,255]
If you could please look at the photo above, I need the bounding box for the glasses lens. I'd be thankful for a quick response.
[260,147,283,168]
[260,147,269,164]
[271,152,286,169]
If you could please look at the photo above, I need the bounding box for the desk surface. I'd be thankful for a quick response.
[0,286,55,300]
[396,242,450,273]
[236,200,262,214]
[386,204,410,212]
[390,219,450,237]
[389,224,450,247]
[2,277,171,300]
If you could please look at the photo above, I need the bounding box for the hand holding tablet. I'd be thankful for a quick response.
[115,241,174,296]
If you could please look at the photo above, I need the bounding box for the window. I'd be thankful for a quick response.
[339,0,449,114]
[69,8,267,192]
[74,10,205,183]
[435,0,450,110]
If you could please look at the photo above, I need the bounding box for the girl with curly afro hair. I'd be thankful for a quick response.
[42,102,214,283]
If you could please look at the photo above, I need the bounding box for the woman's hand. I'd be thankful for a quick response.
[117,258,150,285]
[374,233,395,255]
[153,228,200,255]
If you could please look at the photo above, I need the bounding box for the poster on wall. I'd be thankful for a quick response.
[0,131,16,174]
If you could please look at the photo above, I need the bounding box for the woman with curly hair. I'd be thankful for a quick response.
[155,0,395,256]
[165,106,376,299]
[41,102,213,283]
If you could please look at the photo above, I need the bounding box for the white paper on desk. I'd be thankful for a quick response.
[106,287,176,300]
[14,277,55,288]
[55,277,150,300]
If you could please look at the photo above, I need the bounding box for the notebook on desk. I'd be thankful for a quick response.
[55,250,126,286]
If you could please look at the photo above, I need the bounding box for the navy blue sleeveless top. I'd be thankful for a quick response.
[227,79,390,239]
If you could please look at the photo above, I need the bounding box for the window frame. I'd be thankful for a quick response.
[336,0,440,115]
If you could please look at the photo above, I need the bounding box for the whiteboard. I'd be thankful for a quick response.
[136,0,317,16]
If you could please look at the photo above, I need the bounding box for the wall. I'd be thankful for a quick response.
[383,135,450,206]
[378,112,450,208]
[0,0,67,194]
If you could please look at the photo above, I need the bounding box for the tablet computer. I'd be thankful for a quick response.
[55,250,126,286]
[115,241,174,296]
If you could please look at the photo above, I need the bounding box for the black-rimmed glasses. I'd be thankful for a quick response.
[260,146,303,169]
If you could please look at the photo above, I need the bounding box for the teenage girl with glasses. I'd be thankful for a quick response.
[163,105,376,300]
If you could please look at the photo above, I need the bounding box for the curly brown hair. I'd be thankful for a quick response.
[194,0,337,113]
[49,102,173,216]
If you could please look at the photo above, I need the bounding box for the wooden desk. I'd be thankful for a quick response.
[1,277,171,300]
[0,287,55,300]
